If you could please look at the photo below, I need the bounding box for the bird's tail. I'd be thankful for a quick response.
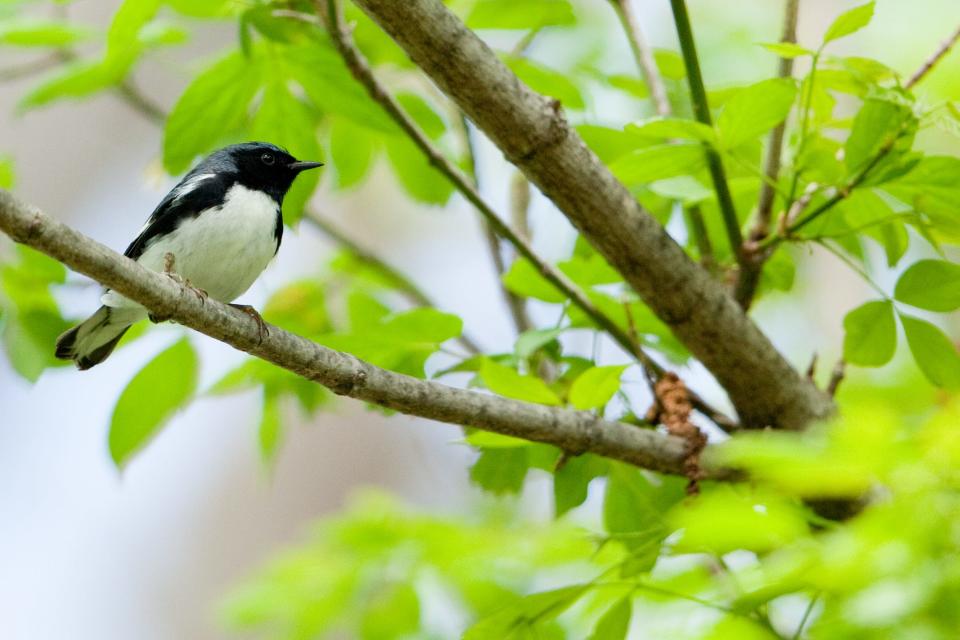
[55,305,144,370]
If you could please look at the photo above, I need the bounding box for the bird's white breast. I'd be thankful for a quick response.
[113,184,280,306]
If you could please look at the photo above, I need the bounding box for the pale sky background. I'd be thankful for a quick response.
[0,0,957,638]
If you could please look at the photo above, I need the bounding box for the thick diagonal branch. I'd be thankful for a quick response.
[0,189,727,478]
[350,0,832,430]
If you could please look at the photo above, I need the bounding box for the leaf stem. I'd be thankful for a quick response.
[668,0,745,268]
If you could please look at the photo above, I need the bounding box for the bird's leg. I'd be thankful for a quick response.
[230,304,270,344]
[162,252,208,304]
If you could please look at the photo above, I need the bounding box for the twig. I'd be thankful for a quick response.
[609,0,670,117]
[460,113,532,335]
[0,55,62,82]
[905,24,960,89]
[792,593,820,640]
[0,188,735,479]
[669,0,745,268]
[826,359,845,397]
[115,78,165,125]
[736,0,800,308]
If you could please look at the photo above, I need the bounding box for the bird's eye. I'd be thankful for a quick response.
[261,152,275,165]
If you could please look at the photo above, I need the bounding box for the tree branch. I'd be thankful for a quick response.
[0,188,732,479]
[905,23,960,89]
[736,0,799,309]
[668,0,745,269]
[350,0,832,430]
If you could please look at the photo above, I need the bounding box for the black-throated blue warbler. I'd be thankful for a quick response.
[55,142,322,370]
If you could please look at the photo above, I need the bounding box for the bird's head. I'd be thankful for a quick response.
[209,142,323,202]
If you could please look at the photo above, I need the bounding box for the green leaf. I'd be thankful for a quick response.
[480,359,561,405]
[894,260,960,312]
[717,78,796,149]
[604,463,684,560]
[321,307,461,378]
[844,98,912,174]
[653,49,686,80]
[843,300,896,367]
[466,0,576,30]
[823,1,875,44]
[464,585,588,640]
[610,144,706,185]
[0,156,13,189]
[469,447,530,495]
[258,389,282,466]
[0,20,92,47]
[515,327,564,359]
[669,485,809,554]
[588,598,632,640]
[576,124,643,164]
[328,128,372,189]
[20,60,121,110]
[886,156,960,241]
[568,365,628,410]
[504,55,584,110]
[759,42,813,58]
[626,117,716,143]
[109,338,198,468]
[284,42,395,133]
[396,92,446,139]
[250,81,323,225]
[384,135,455,205]
[360,582,420,640]
[554,454,607,517]
[502,258,565,303]
[163,50,261,173]
[900,314,960,390]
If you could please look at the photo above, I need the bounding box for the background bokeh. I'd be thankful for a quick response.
[1,0,958,638]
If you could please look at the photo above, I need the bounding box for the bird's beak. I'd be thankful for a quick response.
[288,160,324,173]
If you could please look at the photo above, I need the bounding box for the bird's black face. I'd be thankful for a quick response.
[227,142,323,203]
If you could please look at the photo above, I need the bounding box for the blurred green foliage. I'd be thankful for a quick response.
[0,0,959,636]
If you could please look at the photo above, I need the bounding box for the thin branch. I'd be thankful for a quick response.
[115,78,166,125]
[317,0,664,380]
[736,0,800,309]
[0,188,737,479]
[905,24,960,89]
[609,0,670,117]
[826,359,845,397]
[0,55,62,82]
[669,0,745,269]
[460,112,532,335]
[349,0,833,430]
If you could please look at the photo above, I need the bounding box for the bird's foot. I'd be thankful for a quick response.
[230,304,270,344]
[162,252,207,304]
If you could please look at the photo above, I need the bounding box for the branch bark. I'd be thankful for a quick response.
[0,188,722,478]
[350,0,832,430]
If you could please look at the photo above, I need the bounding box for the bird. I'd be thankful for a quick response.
[55,141,322,370]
